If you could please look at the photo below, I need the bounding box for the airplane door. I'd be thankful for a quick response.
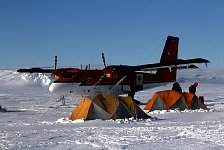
[135,74,143,92]
[135,74,143,91]
[136,74,143,86]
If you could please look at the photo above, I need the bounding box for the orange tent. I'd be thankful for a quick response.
[144,90,188,111]
[144,90,208,111]
[182,92,208,110]
[69,93,150,121]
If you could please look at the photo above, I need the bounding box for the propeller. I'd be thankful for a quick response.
[55,56,57,70]
[102,53,107,67]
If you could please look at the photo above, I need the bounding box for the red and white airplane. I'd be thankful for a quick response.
[18,36,209,102]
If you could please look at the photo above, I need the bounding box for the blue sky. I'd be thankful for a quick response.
[0,0,223,68]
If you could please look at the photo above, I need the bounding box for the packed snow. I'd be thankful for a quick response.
[1,68,224,149]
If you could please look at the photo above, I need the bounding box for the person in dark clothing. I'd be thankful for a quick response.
[189,82,198,94]
[172,82,182,93]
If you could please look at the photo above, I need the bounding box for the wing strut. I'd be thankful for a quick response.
[109,76,127,95]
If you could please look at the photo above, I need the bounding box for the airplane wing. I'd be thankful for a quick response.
[17,68,54,73]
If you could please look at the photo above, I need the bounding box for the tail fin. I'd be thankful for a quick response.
[157,36,179,81]
[160,36,179,64]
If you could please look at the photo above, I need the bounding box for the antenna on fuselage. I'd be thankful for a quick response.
[102,53,106,67]
[55,56,57,70]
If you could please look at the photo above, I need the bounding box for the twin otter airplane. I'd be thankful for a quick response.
[18,36,209,101]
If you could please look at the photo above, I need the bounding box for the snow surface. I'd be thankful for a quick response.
[1,69,224,149]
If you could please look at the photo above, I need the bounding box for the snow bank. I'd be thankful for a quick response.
[21,73,51,87]
[146,108,209,115]
[0,69,51,87]
[55,118,85,124]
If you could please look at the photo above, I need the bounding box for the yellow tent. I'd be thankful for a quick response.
[69,93,150,121]
[117,96,149,119]
[69,97,113,120]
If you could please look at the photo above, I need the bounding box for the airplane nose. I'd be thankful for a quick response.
[49,82,65,95]
[48,81,76,96]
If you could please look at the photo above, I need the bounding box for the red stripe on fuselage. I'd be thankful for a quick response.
[53,69,175,85]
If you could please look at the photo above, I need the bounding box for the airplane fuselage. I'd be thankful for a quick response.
[49,81,168,98]
[48,69,172,98]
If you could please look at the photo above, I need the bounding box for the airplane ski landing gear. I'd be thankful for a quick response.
[56,95,66,106]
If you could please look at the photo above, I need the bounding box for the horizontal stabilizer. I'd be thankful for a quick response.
[175,58,210,65]
[140,64,198,72]
[176,64,199,69]
[132,58,210,71]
